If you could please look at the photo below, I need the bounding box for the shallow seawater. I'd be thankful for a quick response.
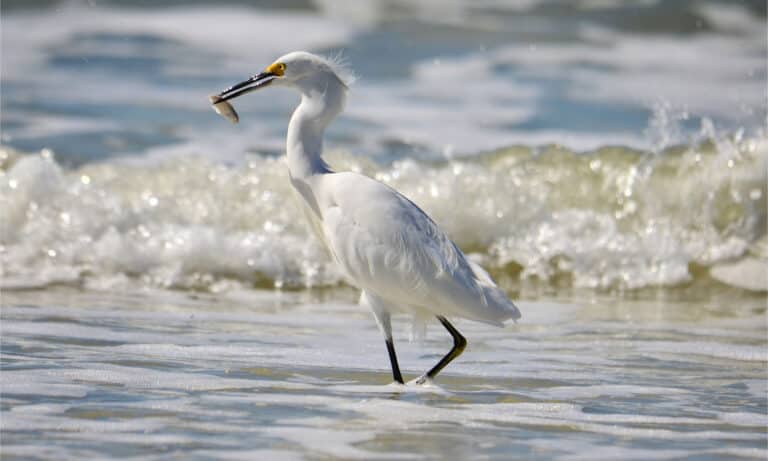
[2,1,766,296]
[2,288,766,460]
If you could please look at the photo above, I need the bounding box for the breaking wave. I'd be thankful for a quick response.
[1,128,766,294]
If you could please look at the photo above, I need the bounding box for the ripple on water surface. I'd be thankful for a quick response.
[1,289,766,460]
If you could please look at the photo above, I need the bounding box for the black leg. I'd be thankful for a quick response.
[419,316,467,382]
[385,338,404,384]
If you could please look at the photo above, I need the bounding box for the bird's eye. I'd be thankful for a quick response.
[267,62,287,76]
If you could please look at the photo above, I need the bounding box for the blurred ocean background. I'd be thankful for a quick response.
[1,1,766,460]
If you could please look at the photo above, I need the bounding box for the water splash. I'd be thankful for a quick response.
[2,130,765,293]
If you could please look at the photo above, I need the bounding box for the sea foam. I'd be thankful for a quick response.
[1,128,765,293]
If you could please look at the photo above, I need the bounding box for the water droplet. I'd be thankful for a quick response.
[429,184,439,197]
[80,175,91,185]
[749,189,762,200]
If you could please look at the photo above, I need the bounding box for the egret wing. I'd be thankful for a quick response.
[320,172,517,325]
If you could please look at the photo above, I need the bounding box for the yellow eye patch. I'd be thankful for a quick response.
[266,62,286,76]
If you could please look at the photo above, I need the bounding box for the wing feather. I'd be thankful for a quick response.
[319,172,516,324]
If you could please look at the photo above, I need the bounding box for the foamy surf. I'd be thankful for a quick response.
[2,130,765,294]
[327,381,452,396]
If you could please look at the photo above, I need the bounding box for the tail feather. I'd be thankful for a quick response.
[483,284,522,322]
[469,260,522,323]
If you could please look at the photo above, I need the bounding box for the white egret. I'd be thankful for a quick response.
[212,51,521,384]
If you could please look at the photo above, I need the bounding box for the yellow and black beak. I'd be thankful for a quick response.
[216,62,287,102]
[215,71,278,102]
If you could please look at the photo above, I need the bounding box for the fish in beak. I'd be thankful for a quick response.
[209,71,278,124]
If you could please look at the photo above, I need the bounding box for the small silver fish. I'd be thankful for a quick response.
[209,95,239,124]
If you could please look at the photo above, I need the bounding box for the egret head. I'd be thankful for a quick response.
[215,51,353,103]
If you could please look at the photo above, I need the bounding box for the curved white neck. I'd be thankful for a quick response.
[286,72,346,180]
